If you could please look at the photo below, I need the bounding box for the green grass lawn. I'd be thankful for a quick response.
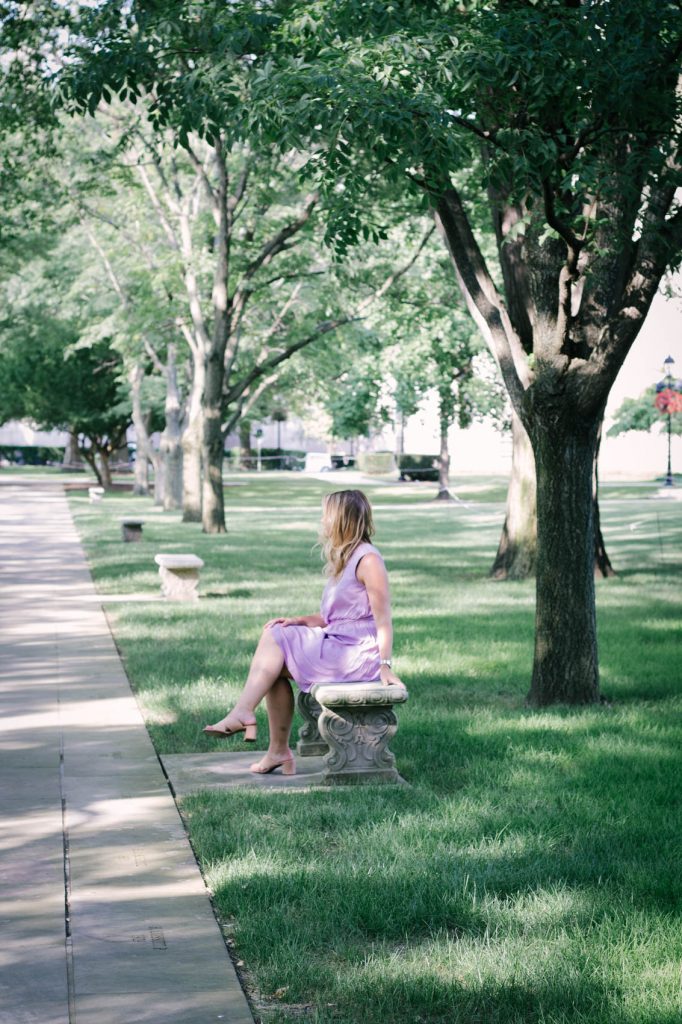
[68,475,682,1024]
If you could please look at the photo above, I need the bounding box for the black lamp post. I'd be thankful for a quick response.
[663,354,675,487]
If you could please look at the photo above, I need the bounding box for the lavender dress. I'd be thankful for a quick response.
[270,542,383,692]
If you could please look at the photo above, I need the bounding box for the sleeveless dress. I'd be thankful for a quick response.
[270,541,383,692]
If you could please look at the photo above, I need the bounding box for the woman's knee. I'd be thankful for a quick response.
[258,625,282,657]
[259,623,275,644]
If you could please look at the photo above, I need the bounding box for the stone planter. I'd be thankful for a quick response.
[120,518,145,542]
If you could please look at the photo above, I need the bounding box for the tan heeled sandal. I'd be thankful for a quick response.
[203,712,257,742]
[249,753,296,776]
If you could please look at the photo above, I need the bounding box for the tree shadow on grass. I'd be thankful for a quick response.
[185,714,681,1022]
[203,588,255,599]
[103,697,682,1011]
[286,967,625,1024]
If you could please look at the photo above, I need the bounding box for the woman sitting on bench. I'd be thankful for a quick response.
[203,488,402,775]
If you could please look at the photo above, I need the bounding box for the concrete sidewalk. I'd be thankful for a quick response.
[0,479,253,1024]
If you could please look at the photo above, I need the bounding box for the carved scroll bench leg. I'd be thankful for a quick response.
[312,683,409,786]
[295,690,329,756]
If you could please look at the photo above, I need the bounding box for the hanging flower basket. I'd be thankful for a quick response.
[654,380,682,414]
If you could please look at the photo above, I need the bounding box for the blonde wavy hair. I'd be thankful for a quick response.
[320,489,375,577]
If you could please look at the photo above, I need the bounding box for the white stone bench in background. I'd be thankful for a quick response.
[154,554,204,602]
[88,486,105,504]
[120,518,145,543]
[297,683,408,785]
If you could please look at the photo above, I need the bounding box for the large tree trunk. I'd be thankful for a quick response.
[63,430,82,468]
[181,355,204,522]
[593,421,616,579]
[129,364,154,496]
[81,447,102,485]
[97,450,113,489]
[129,358,163,503]
[200,139,230,535]
[182,421,203,521]
[397,411,406,456]
[133,439,150,495]
[153,449,166,507]
[238,418,253,469]
[491,412,615,581]
[164,445,183,509]
[527,414,601,706]
[160,343,184,510]
[201,350,227,533]
[435,411,453,501]
[594,500,615,579]
[491,411,537,579]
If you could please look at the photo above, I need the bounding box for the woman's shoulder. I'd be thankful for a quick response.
[350,541,384,571]
[353,539,381,556]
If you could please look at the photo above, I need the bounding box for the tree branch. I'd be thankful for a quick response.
[143,338,166,376]
[249,269,326,292]
[222,368,282,438]
[449,114,503,150]
[81,221,128,307]
[185,138,217,213]
[75,198,164,275]
[224,317,353,408]
[487,193,534,352]
[587,190,682,405]
[224,225,437,411]
[237,192,318,287]
[176,188,211,354]
[225,193,319,361]
[230,162,249,212]
[434,188,529,411]
[175,316,199,359]
[210,135,231,356]
[354,225,436,317]
[134,156,181,252]
[541,178,585,257]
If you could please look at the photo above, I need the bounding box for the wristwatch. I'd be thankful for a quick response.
[380,659,392,668]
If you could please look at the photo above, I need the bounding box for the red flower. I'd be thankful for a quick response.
[655,388,682,414]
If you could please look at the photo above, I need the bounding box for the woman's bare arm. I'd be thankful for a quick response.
[356,553,403,686]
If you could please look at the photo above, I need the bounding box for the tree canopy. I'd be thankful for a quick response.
[6,0,681,704]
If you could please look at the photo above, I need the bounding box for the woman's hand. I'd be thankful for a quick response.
[264,614,326,630]
[264,617,302,629]
[379,663,404,688]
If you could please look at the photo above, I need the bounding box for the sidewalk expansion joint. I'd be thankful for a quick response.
[59,727,77,1024]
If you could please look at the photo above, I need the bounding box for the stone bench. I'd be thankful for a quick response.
[88,486,105,504]
[154,554,204,602]
[296,683,408,785]
[120,517,145,543]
